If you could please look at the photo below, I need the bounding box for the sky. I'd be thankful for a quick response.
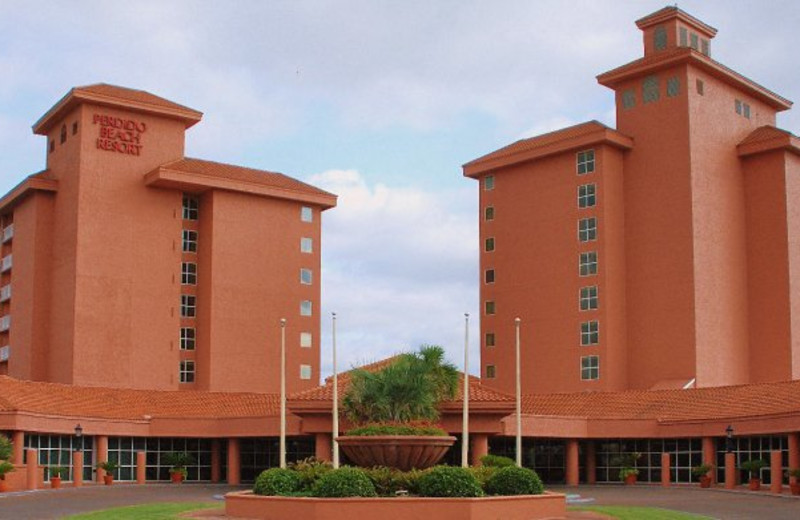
[1,1,799,381]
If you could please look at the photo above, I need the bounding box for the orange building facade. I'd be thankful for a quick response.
[0,84,336,394]
[465,7,800,395]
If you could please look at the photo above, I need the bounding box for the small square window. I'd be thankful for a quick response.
[578,184,596,209]
[485,269,495,284]
[180,360,196,383]
[579,251,598,277]
[300,332,312,348]
[486,365,496,379]
[485,301,495,315]
[580,286,599,311]
[300,300,312,316]
[301,237,313,253]
[622,90,636,110]
[180,328,196,351]
[578,218,597,242]
[300,268,312,285]
[667,77,680,98]
[301,206,313,222]
[485,237,495,252]
[581,356,599,380]
[300,364,312,380]
[182,230,198,253]
[484,175,495,191]
[485,333,495,348]
[577,150,595,175]
[643,75,660,104]
[181,262,197,285]
[580,320,599,346]
[182,196,199,220]
[181,295,196,318]
[484,206,495,221]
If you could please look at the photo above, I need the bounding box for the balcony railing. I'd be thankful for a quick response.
[0,284,10,302]
[0,255,11,272]
[0,345,8,362]
[1,224,13,243]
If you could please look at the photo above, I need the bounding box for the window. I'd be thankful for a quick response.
[577,150,595,175]
[485,237,495,252]
[182,196,199,220]
[654,26,667,50]
[486,365,496,379]
[700,38,710,56]
[484,175,495,191]
[72,121,78,135]
[667,77,680,97]
[580,320,599,346]
[690,33,699,50]
[485,301,496,315]
[679,27,688,46]
[60,124,67,144]
[622,90,636,109]
[736,100,751,119]
[578,184,596,208]
[735,99,742,115]
[484,206,495,221]
[578,217,597,242]
[485,333,496,348]
[182,230,198,253]
[300,365,312,380]
[643,75,660,104]
[696,79,704,95]
[743,104,751,119]
[301,237,313,253]
[181,295,196,318]
[180,328,196,350]
[301,206,313,222]
[49,140,54,153]
[485,269,495,284]
[579,251,598,277]
[181,262,197,285]
[180,360,195,383]
[580,286,599,311]
[581,356,599,380]
[300,332,312,348]
[300,300,312,316]
[300,268,312,285]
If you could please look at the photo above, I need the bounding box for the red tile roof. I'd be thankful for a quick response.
[75,84,199,114]
[738,126,800,157]
[634,6,717,36]
[739,126,794,146]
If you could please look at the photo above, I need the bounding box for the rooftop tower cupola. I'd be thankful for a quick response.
[635,6,717,57]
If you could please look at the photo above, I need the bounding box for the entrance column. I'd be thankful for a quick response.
[789,433,800,487]
[724,452,736,490]
[25,448,38,490]
[770,450,783,493]
[470,434,489,466]
[585,441,596,485]
[227,438,241,485]
[661,453,671,487]
[702,437,716,483]
[72,451,84,486]
[11,430,24,464]
[315,433,332,462]
[211,440,221,483]
[565,439,579,486]
[95,435,109,484]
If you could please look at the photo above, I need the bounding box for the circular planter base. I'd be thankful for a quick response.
[337,435,456,471]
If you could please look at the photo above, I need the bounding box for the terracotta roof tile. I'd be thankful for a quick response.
[73,84,199,114]
[738,126,795,146]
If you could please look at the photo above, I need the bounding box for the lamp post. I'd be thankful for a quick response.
[332,312,340,469]
[280,318,287,469]
[514,317,522,468]
[725,424,734,453]
[74,424,83,452]
[462,313,470,468]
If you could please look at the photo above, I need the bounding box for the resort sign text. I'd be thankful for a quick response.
[93,113,146,156]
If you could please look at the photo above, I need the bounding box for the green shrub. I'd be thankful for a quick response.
[254,468,302,496]
[346,423,448,436]
[480,454,515,468]
[0,461,15,479]
[403,467,432,495]
[312,467,377,498]
[0,435,12,461]
[469,465,498,489]
[287,457,333,490]
[363,466,412,495]
[485,466,544,495]
[418,466,483,497]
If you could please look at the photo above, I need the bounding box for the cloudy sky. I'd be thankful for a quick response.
[1,1,799,380]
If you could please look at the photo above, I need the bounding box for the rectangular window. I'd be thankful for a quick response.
[300,268,312,285]
[301,237,313,253]
[486,365,496,379]
[643,75,660,104]
[181,295,196,318]
[182,196,199,221]
[690,33,699,50]
[485,301,496,315]
[580,286,599,311]
[735,99,743,115]
[181,262,197,285]
[578,184,596,208]
[581,356,599,380]
[696,79,704,95]
[182,230,198,253]
[300,332,312,348]
[484,206,495,221]
[743,103,751,119]
[679,27,688,46]
[301,206,313,222]
[578,218,597,242]
[485,237,495,252]
[622,90,635,109]
[579,251,598,276]
[700,38,710,56]
[485,269,495,284]
[580,320,599,346]
[180,328,196,351]
[485,333,495,348]
[180,360,195,383]
[667,77,680,97]
[300,300,312,316]
[484,175,495,191]
[300,365,312,380]
[577,150,595,175]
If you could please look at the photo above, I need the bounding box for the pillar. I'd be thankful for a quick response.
[136,451,146,484]
[227,438,241,485]
[211,440,221,483]
[25,448,38,490]
[565,439,579,486]
[72,451,84,487]
[770,450,783,493]
[661,453,671,487]
[789,433,800,487]
[724,452,736,490]
[95,435,108,484]
[470,434,489,467]
[11,430,24,464]
[585,442,596,485]
[702,436,716,483]
[315,433,332,462]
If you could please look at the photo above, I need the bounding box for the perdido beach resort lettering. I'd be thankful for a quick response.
[93,113,146,155]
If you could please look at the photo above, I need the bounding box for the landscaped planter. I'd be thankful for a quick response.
[336,435,456,471]
[225,491,567,520]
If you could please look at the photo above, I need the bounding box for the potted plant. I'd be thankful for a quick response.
[692,463,713,488]
[787,468,800,496]
[0,435,13,493]
[338,345,459,471]
[613,452,642,485]
[163,452,195,483]
[619,467,639,485]
[96,461,119,485]
[49,466,66,489]
[0,461,14,493]
[740,459,768,491]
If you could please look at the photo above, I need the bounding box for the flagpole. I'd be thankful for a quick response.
[462,312,470,468]
[515,317,522,467]
[332,312,340,469]
[280,318,287,469]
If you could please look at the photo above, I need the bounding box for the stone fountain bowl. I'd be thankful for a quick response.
[336,435,457,471]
